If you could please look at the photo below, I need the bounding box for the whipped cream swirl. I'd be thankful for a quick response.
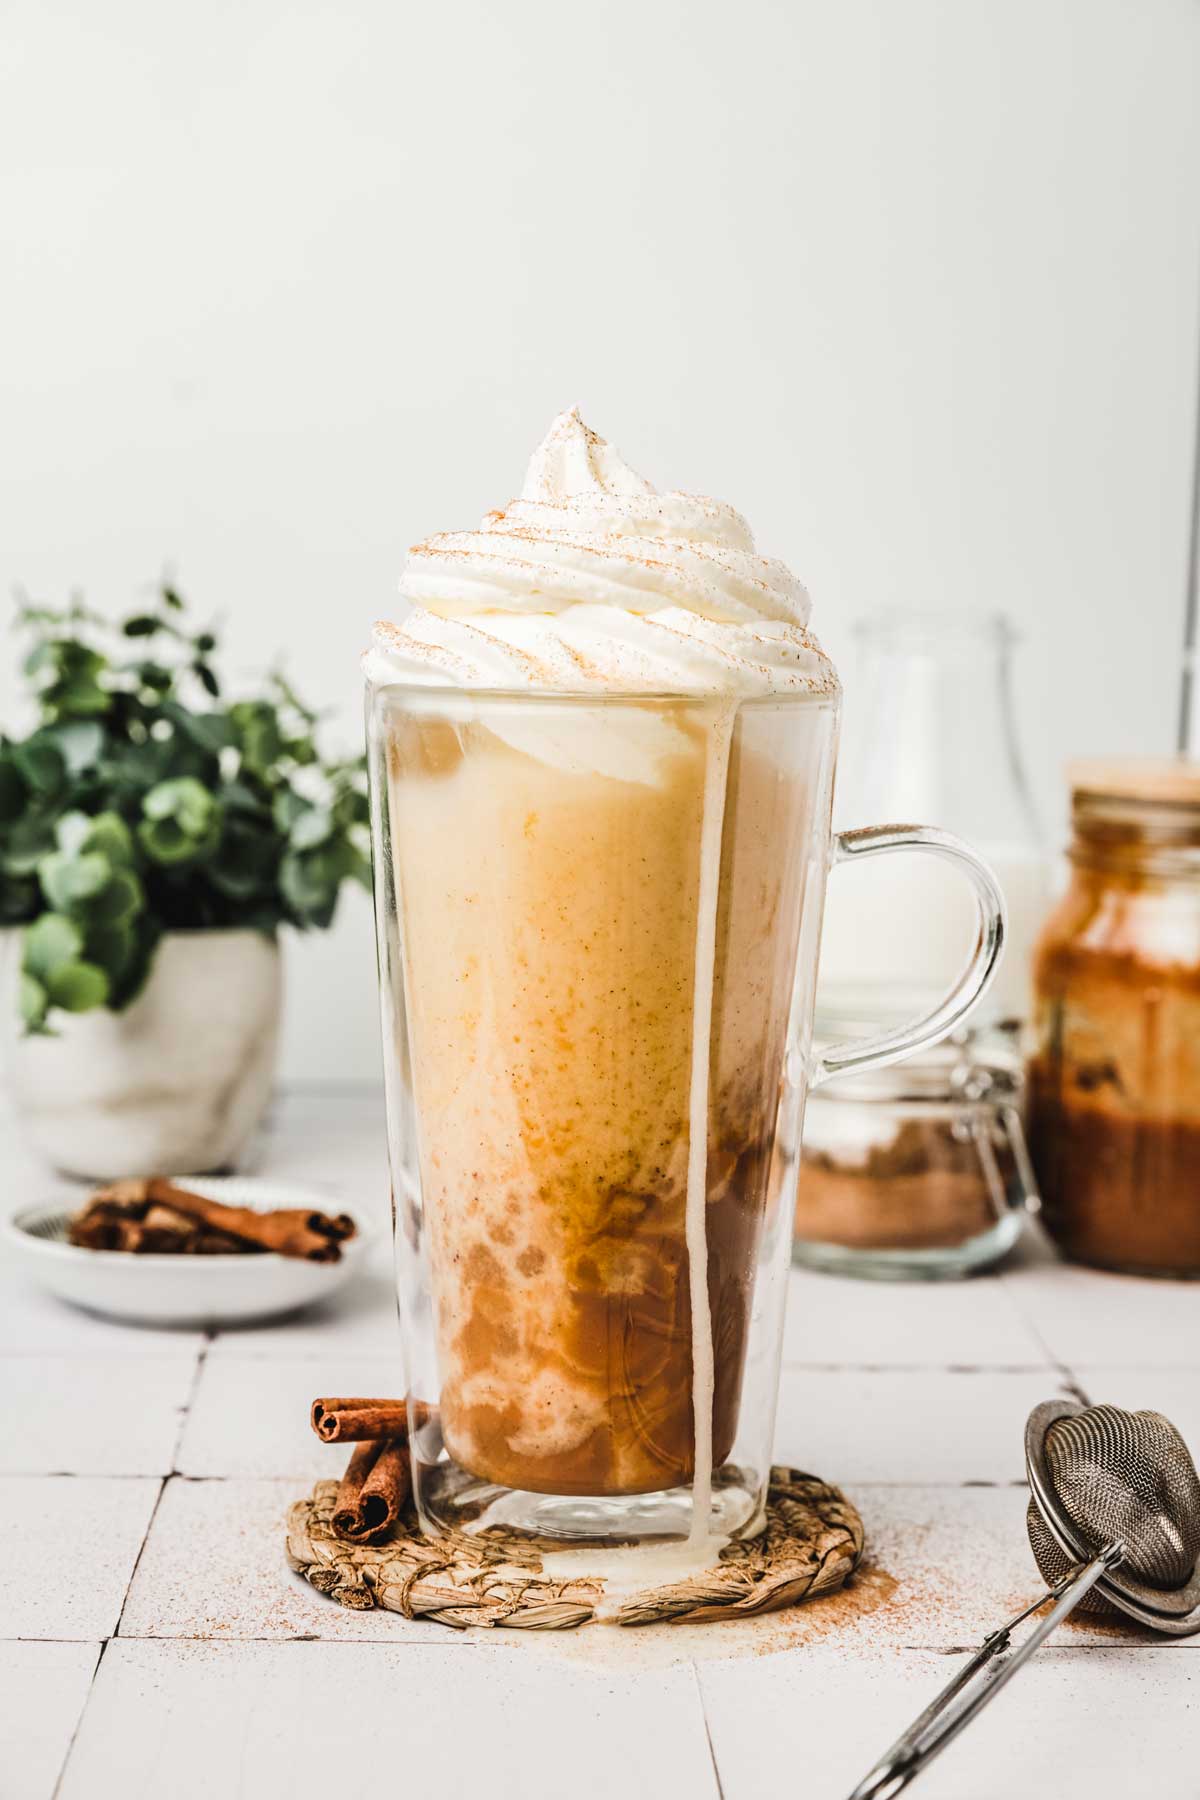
[366,408,838,696]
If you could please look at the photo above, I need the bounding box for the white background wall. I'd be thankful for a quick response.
[3,0,1198,1082]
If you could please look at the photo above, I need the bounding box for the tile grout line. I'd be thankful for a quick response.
[0,1471,1044,1487]
[49,1334,218,1789]
[42,1633,490,1648]
[8,1627,1189,1651]
[166,1329,215,1475]
[48,1641,103,1800]
[997,1267,1088,1398]
[779,1361,1062,1374]
[109,1331,212,1646]
[691,1661,727,1800]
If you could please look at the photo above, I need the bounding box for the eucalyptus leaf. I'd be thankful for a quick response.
[290,807,333,851]
[55,811,93,855]
[4,815,58,875]
[224,780,270,817]
[107,917,161,1010]
[207,862,265,901]
[23,912,84,980]
[210,823,276,900]
[137,816,196,865]
[19,972,48,1031]
[49,719,104,774]
[272,788,307,833]
[134,660,173,691]
[41,644,110,718]
[82,811,135,865]
[84,921,136,981]
[0,875,39,925]
[0,758,25,822]
[280,847,342,928]
[39,850,111,911]
[334,787,371,829]
[230,702,284,773]
[85,866,144,926]
[46,959,110,1011]
[164,701,232,756]
[13,738,65,793]
[45,679,109,719]
[142,776,217,838]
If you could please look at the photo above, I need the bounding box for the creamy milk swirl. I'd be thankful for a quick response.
[366,407,838,698]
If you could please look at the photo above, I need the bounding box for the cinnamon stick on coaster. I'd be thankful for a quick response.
[311,1397,431,1443]
[332,1438,412,1542]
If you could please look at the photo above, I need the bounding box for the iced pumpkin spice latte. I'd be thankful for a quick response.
[366,409,840,1539]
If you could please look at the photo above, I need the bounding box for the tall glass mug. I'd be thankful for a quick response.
[368,683,1004,1547]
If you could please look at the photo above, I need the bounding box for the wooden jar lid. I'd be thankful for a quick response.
[1069,756,1200,809]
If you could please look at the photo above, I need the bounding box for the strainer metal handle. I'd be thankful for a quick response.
[847,1543,1123,1800]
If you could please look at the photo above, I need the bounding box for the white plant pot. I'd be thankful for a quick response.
[2,929,282,1180]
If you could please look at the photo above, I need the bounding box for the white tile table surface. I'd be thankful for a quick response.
[3,1086,1199,1800]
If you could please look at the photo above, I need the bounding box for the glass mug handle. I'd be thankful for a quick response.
[811,824,1007,1090]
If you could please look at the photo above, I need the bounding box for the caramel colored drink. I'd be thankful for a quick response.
[365,406,866,1545]
[383,694,832,1497]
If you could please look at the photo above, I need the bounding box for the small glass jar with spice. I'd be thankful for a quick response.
[1028,759,1200,1277]
[793,1004,1037,1279]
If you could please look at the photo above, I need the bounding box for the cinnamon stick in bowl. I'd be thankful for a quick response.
[148,1180,354,1260]
[82,1179,357,1262]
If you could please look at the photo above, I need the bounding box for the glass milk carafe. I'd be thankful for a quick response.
[817,612,1047,1030]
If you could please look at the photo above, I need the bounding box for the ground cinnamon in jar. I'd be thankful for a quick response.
[1028,759,1200,1277]
[794,1029,1033,1279]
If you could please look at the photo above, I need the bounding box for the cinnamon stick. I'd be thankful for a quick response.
[139,1204,253,1255]
[149,1179,354,1260]
[358,1440,411,1536]
[68,1202,131,1251]
[84,1178,357,1262]
[70,1201,184,1255]
[332,1441,383,1538]
[311,1397,430,1443]
[69,1194,263,1255]
[331,1438,412,1542]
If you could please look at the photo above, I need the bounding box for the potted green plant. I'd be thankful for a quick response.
[0,584,370,1177]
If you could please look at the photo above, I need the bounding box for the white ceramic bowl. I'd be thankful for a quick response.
[3,1176,369,1328]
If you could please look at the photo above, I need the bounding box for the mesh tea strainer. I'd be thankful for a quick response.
[850,1398,1200,1799]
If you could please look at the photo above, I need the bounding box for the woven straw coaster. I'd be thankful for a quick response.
[286,1465,864,1631]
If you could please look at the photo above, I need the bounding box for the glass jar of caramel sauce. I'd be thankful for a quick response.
[1028,759,1200,1276]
